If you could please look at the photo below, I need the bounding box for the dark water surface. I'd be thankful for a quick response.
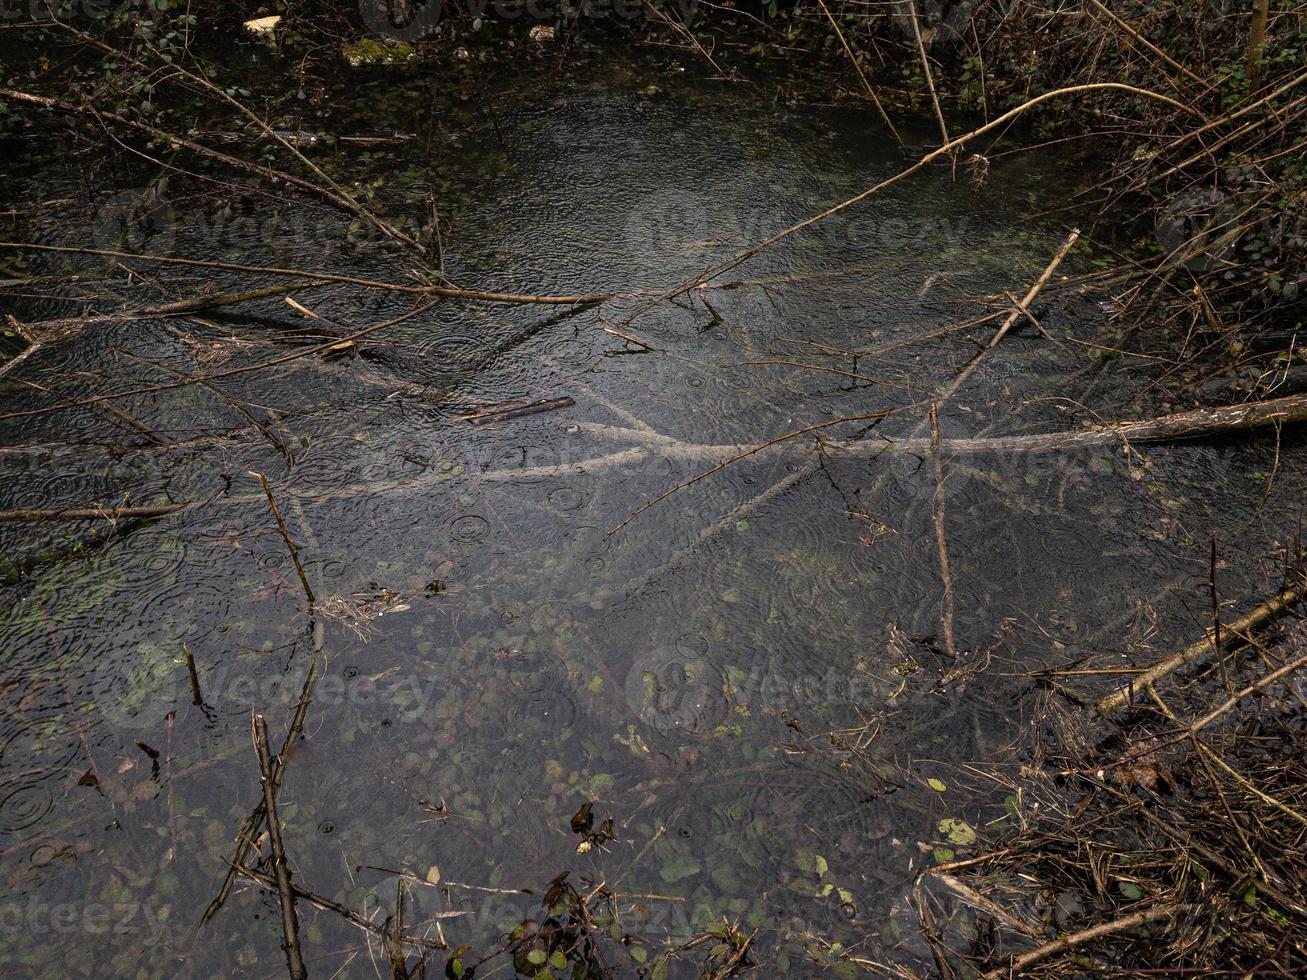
[0,50,1302,977]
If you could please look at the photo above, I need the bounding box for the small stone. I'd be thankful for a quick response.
[243,15,281,36]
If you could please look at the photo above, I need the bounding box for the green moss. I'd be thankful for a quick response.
[340,38,416,67]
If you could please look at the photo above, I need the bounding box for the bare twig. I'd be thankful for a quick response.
[930,403,957,659]
[982,904,1181,977]
[251,471,315,610]
[252,714,308,980]
[1096,579,1305,715]
[815,0,900,140]
[0,242,612,305]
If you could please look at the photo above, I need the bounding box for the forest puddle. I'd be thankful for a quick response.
[1,51,1303,977]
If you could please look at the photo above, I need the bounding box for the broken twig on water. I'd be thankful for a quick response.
[1096,578,1305,715]
[251,471,315,610]
[252,714,308,980]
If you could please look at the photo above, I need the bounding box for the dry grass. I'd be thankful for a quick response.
[914,621,1307,976]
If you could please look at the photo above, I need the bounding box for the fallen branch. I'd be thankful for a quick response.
[982,904,1181,977]
[605,391,1307,534]
[5,394,1305,524]
[252,714,308,980]
[0,503,192,522]
[0,243,613,305]
[233,864,454,950]
[14,282,330,343]
[1095,579,1305,715]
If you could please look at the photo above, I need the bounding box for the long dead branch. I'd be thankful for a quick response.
[0,242,613,305]
[604,392,1307,533]
[3,394,1305,524]
[982,904,1182,977]
[0,87,423,254]
[252,714,308,980]
[1096,579,1306,715]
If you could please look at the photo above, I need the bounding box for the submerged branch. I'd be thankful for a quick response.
[1096,579,1306,716]
[3,394,1304,524]
[0,242,614,305]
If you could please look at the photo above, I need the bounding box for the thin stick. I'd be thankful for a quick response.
[1187,650,1307,735]
[252,472,315,609]
[935,229,1079,406]
[0,242,611,305]
[622,84,1194,324]
[183,644,203,706]
[0,503,191,522]
[608,410,889,534]
[815,0,900,141]
[982,904,1180,977]
[1086,0,1207,88]
[1095,580,1305,715]
[13,282,331,341]
[457,396,575,424]
[253,714,308,980]
[904,0,950,146]
[116,349,290,461]
[930,403,957,659]
[603,325,662,352]
[162,58,421,259]
[0,301,439,424]
[15,377,169,446]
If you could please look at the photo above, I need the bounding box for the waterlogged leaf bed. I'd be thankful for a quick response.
[1,64,1304,978]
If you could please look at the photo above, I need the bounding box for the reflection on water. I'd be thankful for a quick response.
[0,56,1302,978]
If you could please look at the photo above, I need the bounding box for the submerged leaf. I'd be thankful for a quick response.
[937,817,976,846]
